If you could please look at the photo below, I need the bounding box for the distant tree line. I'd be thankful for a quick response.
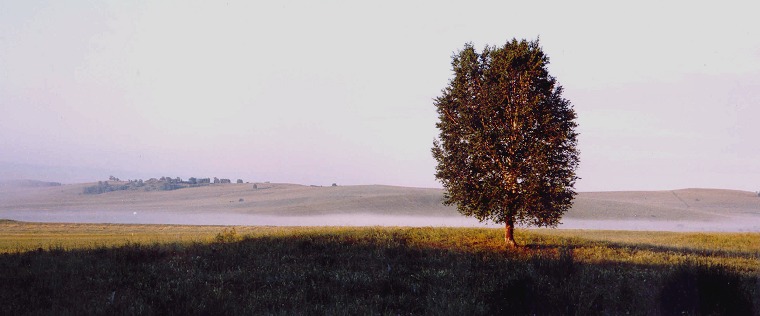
[83,181,131,194]
[83,175,249,195]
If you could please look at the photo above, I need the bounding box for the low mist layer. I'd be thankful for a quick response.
[1,182,758,232]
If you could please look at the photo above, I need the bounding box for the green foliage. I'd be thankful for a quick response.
[83,181,130,194]
[432,39,580,234]
[82,176,216,194]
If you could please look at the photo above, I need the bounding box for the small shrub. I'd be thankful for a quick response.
[215,228,240,243]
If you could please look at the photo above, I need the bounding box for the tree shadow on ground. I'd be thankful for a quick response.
[0,232,757,315]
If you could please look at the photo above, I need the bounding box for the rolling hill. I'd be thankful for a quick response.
[1,181,758,231]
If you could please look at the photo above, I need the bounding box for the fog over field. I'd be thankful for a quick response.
[1,182,758,232]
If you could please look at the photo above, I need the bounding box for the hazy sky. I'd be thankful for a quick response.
[1,1,759,191]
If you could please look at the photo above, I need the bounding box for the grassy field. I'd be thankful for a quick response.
[1,220,758,315]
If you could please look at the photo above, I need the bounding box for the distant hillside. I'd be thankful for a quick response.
[0,179,62,188]
[569,189,760,221]
[2,182,759,231]
[0,182,456,217]
[2,182,759,224]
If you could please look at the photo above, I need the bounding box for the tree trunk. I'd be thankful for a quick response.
[504,218,517,248]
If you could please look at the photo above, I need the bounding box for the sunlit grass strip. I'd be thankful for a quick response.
[1,221,758,314]
[533,229,760,253]
[0,221,281,253]
[1,221,759,273]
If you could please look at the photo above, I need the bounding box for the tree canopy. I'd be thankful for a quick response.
[432,38,580,246]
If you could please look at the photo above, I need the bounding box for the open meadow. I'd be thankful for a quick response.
[1,220,758,315]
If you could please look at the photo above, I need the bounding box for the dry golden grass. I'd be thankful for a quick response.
[0,220,282,253]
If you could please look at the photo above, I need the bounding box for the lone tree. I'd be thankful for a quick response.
[432,39,580,247]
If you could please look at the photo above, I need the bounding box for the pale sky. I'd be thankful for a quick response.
[1,0,759,191]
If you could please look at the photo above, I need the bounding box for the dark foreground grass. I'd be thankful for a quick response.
[1,223,758,315]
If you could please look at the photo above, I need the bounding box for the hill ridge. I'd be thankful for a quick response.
[1,183,758,231]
